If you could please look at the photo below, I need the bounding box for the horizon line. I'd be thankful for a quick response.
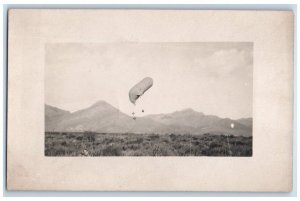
[45,100,253,120]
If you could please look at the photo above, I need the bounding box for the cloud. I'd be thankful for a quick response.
[193,48,252,78]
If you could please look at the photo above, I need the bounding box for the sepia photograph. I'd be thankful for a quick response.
[7,9,293,191]
[45,42,253,157]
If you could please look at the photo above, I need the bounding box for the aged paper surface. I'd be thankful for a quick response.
[7,10,293,191]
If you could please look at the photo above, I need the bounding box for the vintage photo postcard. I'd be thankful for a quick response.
[45,42,253,157]
[7,9,293,191]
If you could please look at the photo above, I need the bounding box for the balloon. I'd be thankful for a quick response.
[129,77,153,104]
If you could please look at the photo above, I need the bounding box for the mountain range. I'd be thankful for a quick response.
[45,100,252,136]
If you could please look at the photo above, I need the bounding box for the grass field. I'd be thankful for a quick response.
[45,132,252,156]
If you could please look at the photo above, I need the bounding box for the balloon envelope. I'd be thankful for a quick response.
[129,77,153,104]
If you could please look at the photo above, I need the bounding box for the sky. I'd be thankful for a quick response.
[45,42,253,119]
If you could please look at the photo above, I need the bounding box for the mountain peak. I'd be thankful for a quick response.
[173,108,204,115]
[90,100,112,108]
[45,104,70,114]
[181,108,196,113]
[69,100,119,116]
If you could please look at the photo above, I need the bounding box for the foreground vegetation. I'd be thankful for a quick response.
[45,132,252,156]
